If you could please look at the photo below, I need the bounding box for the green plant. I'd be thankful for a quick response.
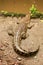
[29,4,43,18]
[30,4,39,15]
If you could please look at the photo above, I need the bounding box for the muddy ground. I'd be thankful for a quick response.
[0,16,43,65]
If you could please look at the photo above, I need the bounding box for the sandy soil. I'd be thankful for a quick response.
[0,16,43,65]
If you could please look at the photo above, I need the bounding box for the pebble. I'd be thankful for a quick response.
[34,56,37,59]
[40,20,43,22]
[17,57,22,61]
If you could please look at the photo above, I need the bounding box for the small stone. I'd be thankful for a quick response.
[34,56,37,59]
[40,20,43,22]
[17,57,22,61]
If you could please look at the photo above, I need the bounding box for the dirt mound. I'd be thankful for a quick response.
[0,16,43,65]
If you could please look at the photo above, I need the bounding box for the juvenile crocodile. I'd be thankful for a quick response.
[13,16,39,56]
[7,15,39,56]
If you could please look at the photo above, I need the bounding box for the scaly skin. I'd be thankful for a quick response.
[13,16,39,56]
[13,22,28,55]
[7,15,39,56]
[5,14,39,56]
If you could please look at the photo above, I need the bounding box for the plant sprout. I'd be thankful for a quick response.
[30,4,38,15]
